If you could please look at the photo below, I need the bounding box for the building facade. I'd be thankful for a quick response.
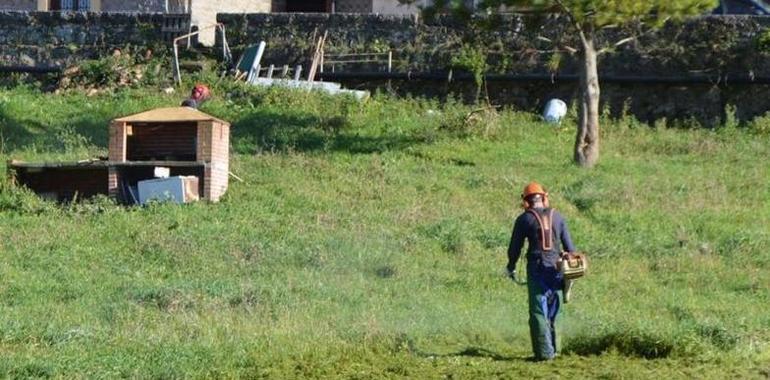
[0,0,171,12]
[0,0,422,43]
[1,0,422,15]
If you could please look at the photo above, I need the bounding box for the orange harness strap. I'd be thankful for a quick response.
[528,208,555,251]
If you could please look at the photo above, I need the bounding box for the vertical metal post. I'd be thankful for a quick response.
[173,43,181,85]
[267,64,275,78]
[220,25,227,60]
[221,25,232,63]
[387,50,393,88]
[293,65,302,81]
[281,65,289,78]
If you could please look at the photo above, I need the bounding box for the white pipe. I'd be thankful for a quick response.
[173,44,181,84]
[247,41,266,83]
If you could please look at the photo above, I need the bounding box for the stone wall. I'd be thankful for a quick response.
[217,13,770,76]
[0,11,171,67]
[2,10,770,122]
[219,13,421,70]
[217,13,770,122]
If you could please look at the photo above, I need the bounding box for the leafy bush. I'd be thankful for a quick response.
[450,45,488,101]
[60,48,171,90]
[722,104,739,131]
[748,111,770,135]
[756,28,770,54]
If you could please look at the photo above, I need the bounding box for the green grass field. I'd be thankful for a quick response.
[1,83,769,378]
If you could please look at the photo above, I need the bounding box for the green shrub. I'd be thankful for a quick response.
[748,111,770,135]
[756,28,770,54]
[450,45,488,102]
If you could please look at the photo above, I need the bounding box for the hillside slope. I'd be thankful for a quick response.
[0,86,769,378]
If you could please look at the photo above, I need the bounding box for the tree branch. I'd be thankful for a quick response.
[553,0,589,48]
[597,16,672,55]
[598,36,636,55]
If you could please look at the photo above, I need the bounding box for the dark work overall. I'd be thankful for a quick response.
[527,208,562,360]
[507,207,575,360]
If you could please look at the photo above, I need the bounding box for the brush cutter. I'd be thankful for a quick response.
[559,252,588,303]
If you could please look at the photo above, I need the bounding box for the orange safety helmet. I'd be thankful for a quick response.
[521,182,549,209]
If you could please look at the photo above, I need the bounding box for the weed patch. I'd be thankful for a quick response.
[565,329,675,359]
[129,286,194,312]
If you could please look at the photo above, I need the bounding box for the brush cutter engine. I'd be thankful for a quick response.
[559,252,587,303]
[559,252,587,279]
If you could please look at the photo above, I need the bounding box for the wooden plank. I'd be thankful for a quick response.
[307,31,327,83]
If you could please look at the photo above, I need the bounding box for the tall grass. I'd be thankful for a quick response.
[0,82,769,378]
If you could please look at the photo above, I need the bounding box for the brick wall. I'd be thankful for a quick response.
[196,121,230,201]
[106,119,229,201]
[108,122,127,162]
[107,121,126,198]
[210,122,230,201]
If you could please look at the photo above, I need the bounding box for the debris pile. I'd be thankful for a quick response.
[230,33,371,100]
[57,49,166,93]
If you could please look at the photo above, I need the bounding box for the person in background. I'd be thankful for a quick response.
[181,84,211,109]
[506,182,576,361]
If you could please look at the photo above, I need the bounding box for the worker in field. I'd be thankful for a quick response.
[506,182,576,361]
[181,83,211,109]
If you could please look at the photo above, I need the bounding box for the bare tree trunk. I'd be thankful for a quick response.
[574,28,600,168]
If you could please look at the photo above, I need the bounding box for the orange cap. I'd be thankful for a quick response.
[521,182,546,198]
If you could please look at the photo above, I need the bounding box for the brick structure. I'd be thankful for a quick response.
[109,107,230,202]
